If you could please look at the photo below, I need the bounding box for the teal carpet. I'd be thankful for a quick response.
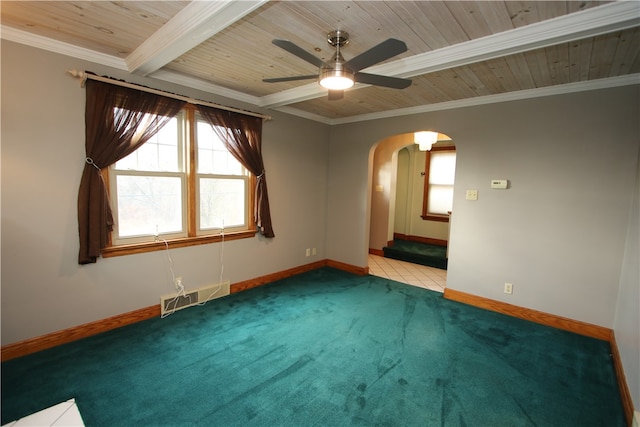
[384,239,448,269]
[1,268,624,426]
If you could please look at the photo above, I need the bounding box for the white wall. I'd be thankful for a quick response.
[326,87,639,409]
[1,41,330,345]
[369,133,412,250]
[446,93,638,328]
[614,148,640,408]
[327,88,639,328]
[394,148,410,234]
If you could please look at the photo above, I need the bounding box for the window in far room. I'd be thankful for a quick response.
[421,146,456,222]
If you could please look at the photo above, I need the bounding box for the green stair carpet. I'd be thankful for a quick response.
[384,239,448,269]
[1,268,624,426]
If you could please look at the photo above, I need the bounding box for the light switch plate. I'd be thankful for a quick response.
[491,179,508,189]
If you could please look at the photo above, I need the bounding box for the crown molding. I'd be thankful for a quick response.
[0,25,127,70]
[326,74,640,125]
[149,69,263,107]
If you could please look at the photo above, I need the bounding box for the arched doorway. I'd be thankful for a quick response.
[368,131,454,292]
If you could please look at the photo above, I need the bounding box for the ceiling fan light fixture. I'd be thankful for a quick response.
[319,68,354,90]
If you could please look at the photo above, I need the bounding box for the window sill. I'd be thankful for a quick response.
[421,214,450,223]
[101,230,257,258]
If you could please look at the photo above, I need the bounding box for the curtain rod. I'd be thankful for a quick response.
[67,69,271,121]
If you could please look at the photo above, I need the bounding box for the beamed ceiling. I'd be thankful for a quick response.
[1,1,639,124]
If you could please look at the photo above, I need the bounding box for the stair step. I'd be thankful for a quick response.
[383,240,448,270]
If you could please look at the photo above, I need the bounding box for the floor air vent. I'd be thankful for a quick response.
[161,281,230,316]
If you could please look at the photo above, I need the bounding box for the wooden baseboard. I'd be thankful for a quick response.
[2,259,369,362]
[326,259,369,275]
[369,248,384,256]
[610,332,635,426]
[1,305,160,362]
[231,260,326,293]
[444,288,635,425]
[443,288,611,340]
[394,232,447,247]
[231,259,368,293]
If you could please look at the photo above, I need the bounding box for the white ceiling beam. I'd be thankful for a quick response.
[258,83,330,108]
[260,1,640,108]
[370,0,640,78]
[126,0,269,76]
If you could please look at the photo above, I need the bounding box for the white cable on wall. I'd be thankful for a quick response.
[162,221,228,317]
[161,239,191,318]
[198,221,225,306]
[163,239,177,288]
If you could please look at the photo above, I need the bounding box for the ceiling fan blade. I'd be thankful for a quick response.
[355,72,412,89]
[344,38,408,72]
[263,75,318,83]
[272,39,326,68]
[328,90,344,101]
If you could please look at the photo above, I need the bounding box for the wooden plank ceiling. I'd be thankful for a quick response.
[2,1,638,123]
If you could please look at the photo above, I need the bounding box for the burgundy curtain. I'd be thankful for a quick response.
[196,105,274,238]
[78,79,185,264]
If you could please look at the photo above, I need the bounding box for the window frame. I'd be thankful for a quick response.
[421,145,456,223]
[193,113,251,236]
[103,105,256,258]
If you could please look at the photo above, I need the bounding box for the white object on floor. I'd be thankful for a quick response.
[2,398,85,426]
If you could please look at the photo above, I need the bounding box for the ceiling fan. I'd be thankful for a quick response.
[263,30,412,100]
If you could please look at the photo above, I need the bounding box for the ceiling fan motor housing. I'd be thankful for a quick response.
[327,30,349,47]
[319,30,355,89]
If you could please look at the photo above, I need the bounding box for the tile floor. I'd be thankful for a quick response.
[368,254,447,293]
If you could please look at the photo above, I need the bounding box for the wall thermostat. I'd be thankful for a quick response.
[491,179,508,189]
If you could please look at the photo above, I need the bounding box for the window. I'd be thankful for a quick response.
[422,147,456,222]
[195,119,248,233]
[105,106,254,256]
[78,78,272,265]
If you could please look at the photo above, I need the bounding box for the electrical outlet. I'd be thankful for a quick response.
[305,248,310,257]
[312,247,317,256]
[175,277,183,289]
[504,282,513,294]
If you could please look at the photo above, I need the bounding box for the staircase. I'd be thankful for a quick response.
[383,239,448,270]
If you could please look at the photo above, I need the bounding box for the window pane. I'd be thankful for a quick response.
[430,152,456,185]
[428,184,454,215]
[116,175,183,237]
[199,178,245,230]
[115,116,180,172]
[196,121,244,175]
